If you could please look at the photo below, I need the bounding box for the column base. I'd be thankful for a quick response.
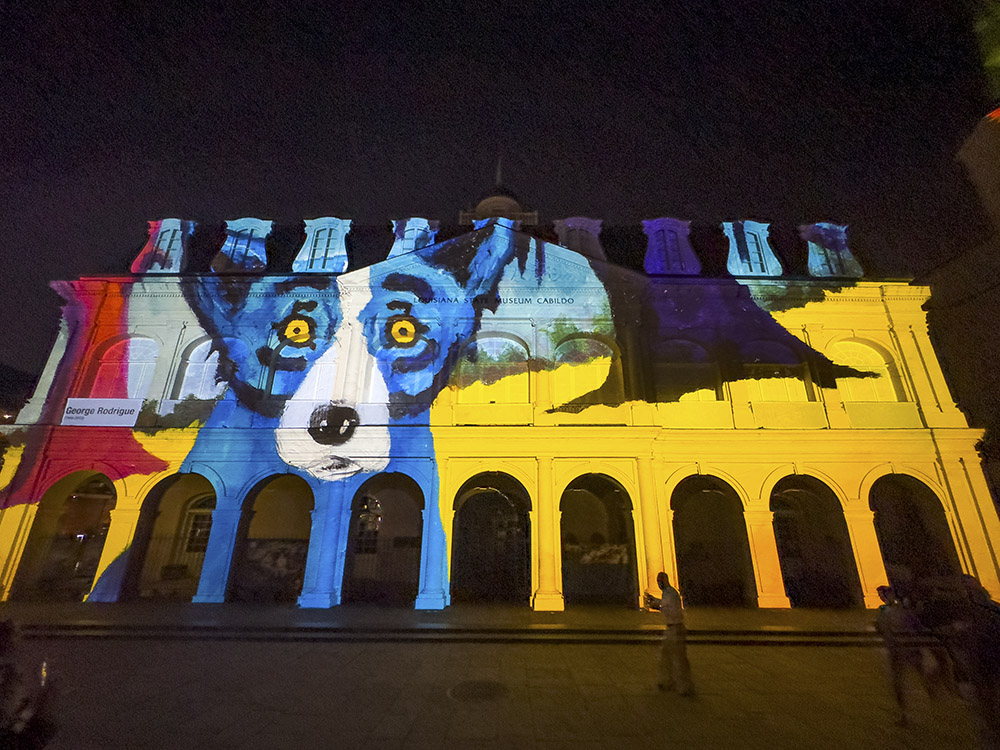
[84,591,118,603]
[414,591,447,610]
[863,593,884,609]
[532,591,565,612]
[756,594,791,608]
[192,593,226,604]
[298,591,340,609]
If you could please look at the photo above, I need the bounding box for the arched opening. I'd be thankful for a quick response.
[12,472,116,601]
[342,473,424,606]
[869,475,961,592]
[453,334,530,404]
[89,337,159,400]
[173,338,230,400]
[559,474,639,607]
[741,340,812,402]
[228,475,314,603]
[670,476,757,606]
[451,472,531,604]
[770,476,863,608]
[653,340,721,402]
[553,335,623,405]
[830,340,905,402]
[119,473,216,601]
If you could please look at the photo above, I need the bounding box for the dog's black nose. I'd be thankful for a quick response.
[308,404,360,445]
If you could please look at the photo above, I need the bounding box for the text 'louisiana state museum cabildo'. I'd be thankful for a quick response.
[1,197,997,611]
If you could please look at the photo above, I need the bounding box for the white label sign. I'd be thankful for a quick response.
[61,398,144,427]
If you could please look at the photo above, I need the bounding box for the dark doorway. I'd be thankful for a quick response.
[342,473,424,606]
[229,475,313,604]
[671,476,757,606]
[12,473,116,602]
[451,472,531,604]
[119,473,216,601]
[870,475,961,592]
[770,476,863,608]
[559,474,639,606]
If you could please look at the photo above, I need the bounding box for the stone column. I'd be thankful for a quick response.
[533,456,564,611]
[0,502,41,601]
[743,509,791,608]
[938,454,1000,599]
[193,504,243,603]
[86,505,142,603]
[637,457,664,597]
[415,476,448,610]
[298,482,348,608]
[843,507,889,608]
[661,508,679,587]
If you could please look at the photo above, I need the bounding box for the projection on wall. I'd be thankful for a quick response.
[0,216,872,609]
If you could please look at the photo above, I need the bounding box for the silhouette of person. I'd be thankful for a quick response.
[875,585,926,726]
[648,572,693,696]
[918,575,1000,748]
[0,620,56,748]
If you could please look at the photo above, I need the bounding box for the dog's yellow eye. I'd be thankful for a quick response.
[390,318,417,345]
[283,318,312,344]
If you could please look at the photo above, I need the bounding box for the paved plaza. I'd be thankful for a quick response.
[7,612,978,750]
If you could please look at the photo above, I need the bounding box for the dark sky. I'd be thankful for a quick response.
[0,0,989,376]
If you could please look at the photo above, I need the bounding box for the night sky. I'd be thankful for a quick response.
[0,0,989,376]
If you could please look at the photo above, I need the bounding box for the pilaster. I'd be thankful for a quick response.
[637,457,664,597]
[298,482,348,608]
[415,474,448,610]
[86,504,142,602]
[843,507,889,608]
[0,502,37,601]
[193,505,243,603]
[743,509,791,608]
[532,456,564,611]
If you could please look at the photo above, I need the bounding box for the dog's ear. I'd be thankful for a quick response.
[419,222,523,307]
[181,276,255,336]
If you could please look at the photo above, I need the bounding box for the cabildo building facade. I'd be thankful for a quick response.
[1,202,998,611]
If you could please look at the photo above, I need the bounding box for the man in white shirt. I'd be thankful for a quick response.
[649,571,693,696]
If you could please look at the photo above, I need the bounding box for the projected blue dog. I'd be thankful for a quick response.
[181,223,532,483]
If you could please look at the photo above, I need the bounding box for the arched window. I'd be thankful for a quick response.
[554,336,622,405]
[453,335,530,404]
[653,340,720,402]
[741,340,810,402]
[830,341,904,402]
[175,340,227,400]
[179,496,215,555]
[90,337,159,399]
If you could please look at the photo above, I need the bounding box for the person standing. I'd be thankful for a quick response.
[875,585,926,726]
[649,571,693,696]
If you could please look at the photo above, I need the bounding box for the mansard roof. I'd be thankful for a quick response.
[102,216,902,281]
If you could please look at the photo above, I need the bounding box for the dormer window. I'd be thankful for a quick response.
[294,217,351,273]
[230,229,258,265]
[388,218,440,258]
[642,218,700,275]
[554,217,606,261]
[156,227,181,266]
[212,218,272,273]
[723,220,783,277]
[800,223,863,278]
[130,219,194,274]
[745,232,766,273]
